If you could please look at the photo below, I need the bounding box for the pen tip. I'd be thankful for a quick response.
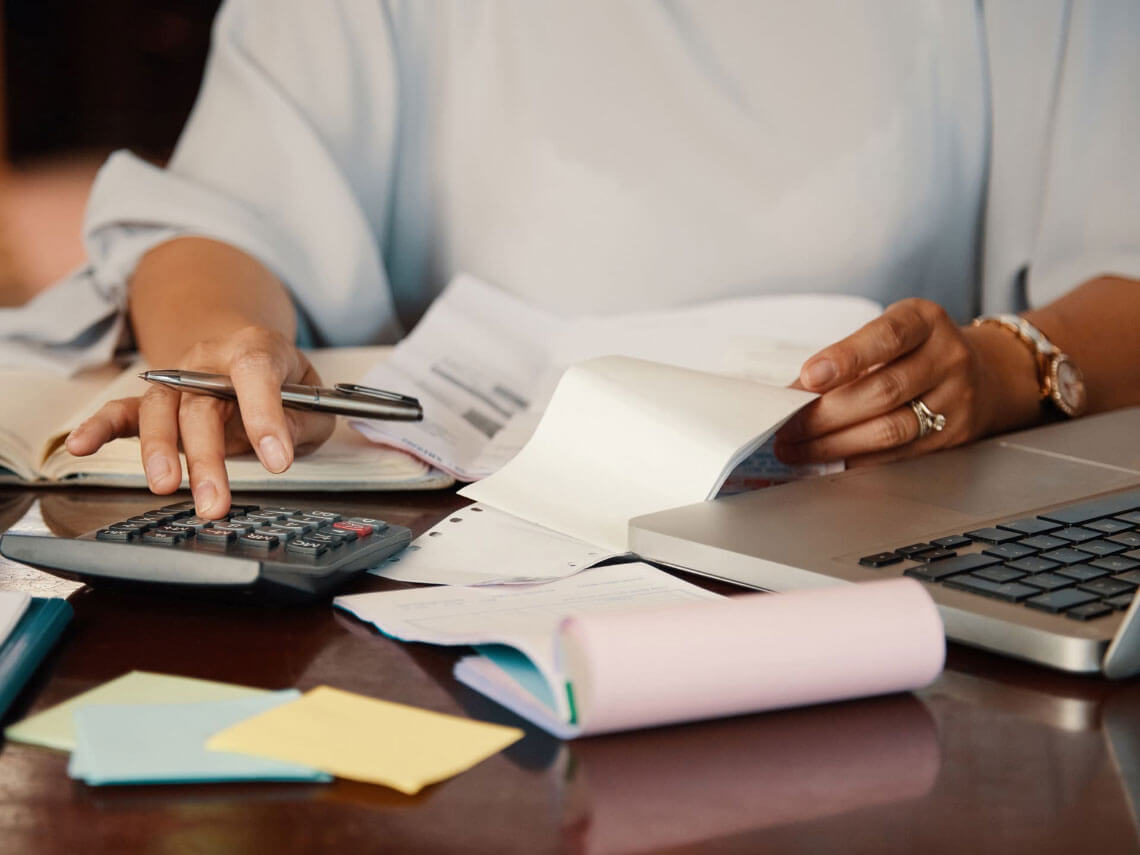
[137,372,148,380]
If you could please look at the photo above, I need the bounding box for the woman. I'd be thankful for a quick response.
[64,1,1140,518]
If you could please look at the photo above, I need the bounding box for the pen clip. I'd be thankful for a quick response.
[333,383,421,406]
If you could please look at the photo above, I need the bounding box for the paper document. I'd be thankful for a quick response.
[337,563,722,723]
[353,274,880,481]
[69,692,331,786]
[370,503,618,586]
[461,356,817,551]
[206,685,523,794]
[5,670,271,751]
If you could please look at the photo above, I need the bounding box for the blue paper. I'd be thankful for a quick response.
[68,690,332,786]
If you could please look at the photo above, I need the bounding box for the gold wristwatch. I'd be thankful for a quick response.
[971,314,1087,418]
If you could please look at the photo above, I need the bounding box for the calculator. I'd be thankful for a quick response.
[0,501,411,602]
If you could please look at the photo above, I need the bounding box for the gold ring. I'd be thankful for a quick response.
[909,399,946,440]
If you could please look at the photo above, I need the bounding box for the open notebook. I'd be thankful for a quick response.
[0,347,451,491]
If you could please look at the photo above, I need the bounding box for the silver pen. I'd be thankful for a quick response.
[139,370,423,421]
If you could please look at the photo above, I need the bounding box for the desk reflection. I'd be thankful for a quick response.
[563,694,939,854]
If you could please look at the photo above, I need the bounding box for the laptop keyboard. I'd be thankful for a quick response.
[859,489,1140,622]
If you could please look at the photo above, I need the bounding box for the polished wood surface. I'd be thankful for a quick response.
[0,486,1138,854]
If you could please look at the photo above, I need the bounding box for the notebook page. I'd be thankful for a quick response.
[461,356,817,551]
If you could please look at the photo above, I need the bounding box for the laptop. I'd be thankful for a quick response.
[628,407,1140,678]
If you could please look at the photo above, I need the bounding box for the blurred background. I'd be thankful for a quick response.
[0,0,220,306]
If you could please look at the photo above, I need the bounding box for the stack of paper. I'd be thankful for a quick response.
[6,671,523,793]
[336,564,945,739]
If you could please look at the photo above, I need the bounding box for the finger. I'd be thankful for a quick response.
[137,385,184,493]
[228,347,297,474]
[65,398,141,456]
[777,385,955,465]
[178,393,233,518]
[798,299,939,392]
[780,347,940,442]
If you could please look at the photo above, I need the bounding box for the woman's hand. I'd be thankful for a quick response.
[774,298,1041,468]
[64,326,335,518]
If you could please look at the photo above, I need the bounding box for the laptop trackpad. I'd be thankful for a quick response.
[839,441,1140,518]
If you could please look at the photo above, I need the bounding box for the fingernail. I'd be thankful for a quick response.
[145,453,170,487]
[259,436,289,473]
[194,480,217,515]
[803,359,836,389]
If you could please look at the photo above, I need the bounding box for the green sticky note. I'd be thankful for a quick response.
[5,671,270,751]
[69,692,331,786]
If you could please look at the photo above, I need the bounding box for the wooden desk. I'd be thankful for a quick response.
[0,486,1138,854]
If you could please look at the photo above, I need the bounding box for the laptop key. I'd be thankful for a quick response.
[1018,534,1068,551]
[931,535,973,549]
[944,576,1038,602]
[1039,547,1093,565]
[1052,526,1100,544]
[1038,489,1140,526]
[1085,517,1135,535]
[1065,602,1114,621]
[1026,588,1101,613]
[1116,511,1140,526]
[1078,577,1135,598]
[1107,531,1140,549]
[964,527,1021,545]
[1056,563,1109,583]
[1088,556,1140,574]
[1114,570,1140,587]
[1020,572,1075,591]
[904,552,1001,582]
[982,542,1037,561]
[973,565,1027,584]
[1004,556,1061,574]
[918,549,957,562]
[1106,593,1135,610]
[998,518,1061,536]
[1075,539,1127,557]
[894,543,935,557]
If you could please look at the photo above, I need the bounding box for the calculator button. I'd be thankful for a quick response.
[228,515,268,528]
[97,528,139,542]
[107,522,149,534]
[303,510,343,522]
[345,517,389,533]
[964,527,1021,544]
[169,516,214,532]
[294,514,334,527]
[859,552,901,568]
[272,521,314,536]
[141,512,177,524]
[259,507,302,517]
[143,528,187,545]
[306,531,345,548]
[260,525,298,541]
[239,532,280,549]
[333,521,374,537]
[125,517,158,529]
[247,511,290,522]
[197,528,236,545]
[285,538,328,559]
[210,521,256,534]
[159,502,198,514]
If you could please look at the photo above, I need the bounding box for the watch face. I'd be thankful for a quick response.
[1051,356,1087,417]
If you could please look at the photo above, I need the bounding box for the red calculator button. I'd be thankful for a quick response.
[333,521,373,536]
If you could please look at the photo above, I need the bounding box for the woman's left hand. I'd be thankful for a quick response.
[774,298,1036,468]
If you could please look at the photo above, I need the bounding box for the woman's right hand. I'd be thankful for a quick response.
[64,326,335,519]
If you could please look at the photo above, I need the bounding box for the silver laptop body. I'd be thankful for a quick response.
[629,407,1140,678]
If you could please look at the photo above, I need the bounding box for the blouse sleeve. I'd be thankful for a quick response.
[81,0,406,347]
[1025,1,1140,305]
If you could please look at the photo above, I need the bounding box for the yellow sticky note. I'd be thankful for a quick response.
[5,671,269,752]
[206,686,523,794]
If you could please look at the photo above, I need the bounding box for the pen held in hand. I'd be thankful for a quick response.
[139,370,423,421]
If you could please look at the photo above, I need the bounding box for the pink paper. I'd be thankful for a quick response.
[560,577,944,735]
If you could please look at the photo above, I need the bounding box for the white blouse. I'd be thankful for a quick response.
[6,0,1139,371]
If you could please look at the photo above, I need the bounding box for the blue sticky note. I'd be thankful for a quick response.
[69,690,332,786]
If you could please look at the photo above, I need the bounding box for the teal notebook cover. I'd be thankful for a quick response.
[0,598,72,724]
